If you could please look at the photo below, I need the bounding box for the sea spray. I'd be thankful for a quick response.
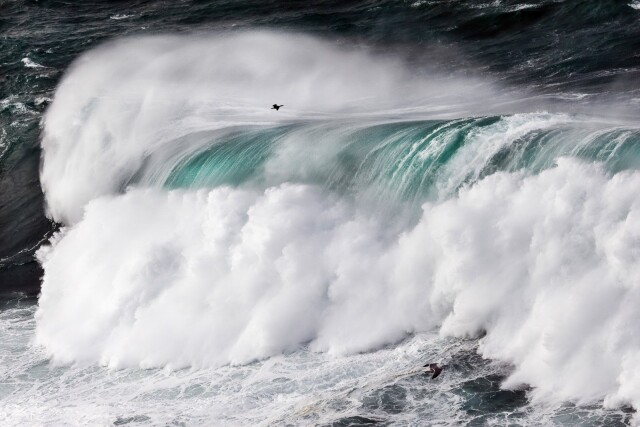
[35,32,640,422]
[36,158,640,414]
[39,32,505,224]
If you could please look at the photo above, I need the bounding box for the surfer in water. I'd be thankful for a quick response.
[423,363,444,379]
[271,104,283,111]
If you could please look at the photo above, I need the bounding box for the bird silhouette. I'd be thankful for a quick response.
[423,363,444,379]
[271,104,283,111]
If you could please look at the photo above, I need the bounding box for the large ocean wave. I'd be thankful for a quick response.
[36,32,640,418]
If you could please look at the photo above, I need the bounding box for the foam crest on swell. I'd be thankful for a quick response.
[36,158,640,414]
[40,31,498,225]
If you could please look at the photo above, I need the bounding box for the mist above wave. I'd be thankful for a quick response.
[35,30,640,422]
[40,31,505,225]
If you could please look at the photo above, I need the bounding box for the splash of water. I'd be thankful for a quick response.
[36,32,640,421]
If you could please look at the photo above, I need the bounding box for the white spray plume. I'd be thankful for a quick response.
[36,31,640,421]
[36,158,640,416]
[40,31,503,225]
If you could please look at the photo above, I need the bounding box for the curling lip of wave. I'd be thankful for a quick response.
[39,31,506,225]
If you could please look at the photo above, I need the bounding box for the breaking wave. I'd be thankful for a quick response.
[37,31,640,416]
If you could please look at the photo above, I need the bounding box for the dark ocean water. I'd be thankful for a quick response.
[2,1,640,425]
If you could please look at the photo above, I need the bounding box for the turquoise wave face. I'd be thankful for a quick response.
[163,126,287,190]
[158,114,640,207]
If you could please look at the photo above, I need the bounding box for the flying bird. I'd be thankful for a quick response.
[271,104,283,111]
[423,363,444,379]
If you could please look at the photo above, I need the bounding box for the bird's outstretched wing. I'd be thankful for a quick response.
[423,363,444,379]
[431,365,443,379]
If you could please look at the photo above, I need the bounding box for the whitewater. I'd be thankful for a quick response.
[2,30,640,425]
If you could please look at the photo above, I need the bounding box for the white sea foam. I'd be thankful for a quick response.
[109,13,134,20]
[35,158,640,420]
[4,302,634,426]
[36,31,640,422]
[21,57,45,68]
[0,302,478,426]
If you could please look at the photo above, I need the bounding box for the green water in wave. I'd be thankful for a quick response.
[163,116,640,203]
[164,126,291,189]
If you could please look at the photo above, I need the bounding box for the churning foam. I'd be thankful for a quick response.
[36,31,640,420]
[36,158,640,414]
